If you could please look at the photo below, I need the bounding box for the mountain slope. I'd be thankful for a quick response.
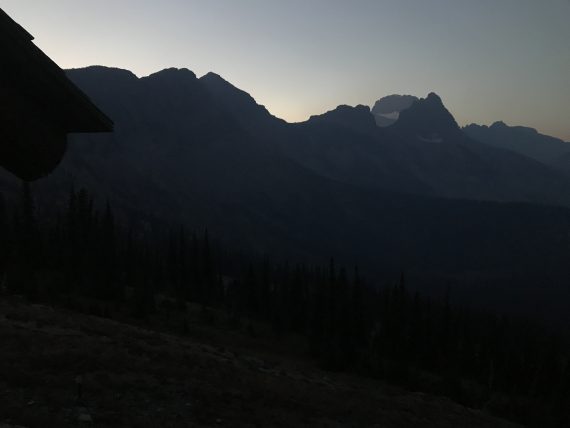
[275,94,570,205]
[464,121,570,174]
[197,76,570,205]
[7,66,568,325]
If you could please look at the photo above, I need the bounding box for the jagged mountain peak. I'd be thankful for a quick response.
[199,71,251,97]
[66,66,139,86]
[464,120,570,166]
[310,104,371,117]
[67,65,138,78]
[390,92,462,142]
[490,121,507,128]
[201,71,228,83]
[308,104,376,133]
[199,71,277,128]
[144,67,198,82]
[466,121,542,137]
[426,92,442,102]
[491,121,540,135]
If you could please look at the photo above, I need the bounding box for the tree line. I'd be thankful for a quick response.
[1,183,569,426]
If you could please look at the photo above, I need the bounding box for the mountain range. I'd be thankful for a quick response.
[3,66,570,324]
[464,121,570,176]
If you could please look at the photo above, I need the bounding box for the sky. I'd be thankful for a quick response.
[3,0,570,140]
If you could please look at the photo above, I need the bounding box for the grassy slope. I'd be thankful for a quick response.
[0,296,519,428]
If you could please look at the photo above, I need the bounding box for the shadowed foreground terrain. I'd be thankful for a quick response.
[0,297,518,428]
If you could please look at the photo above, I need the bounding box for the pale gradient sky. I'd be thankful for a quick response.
[3,0,570,140]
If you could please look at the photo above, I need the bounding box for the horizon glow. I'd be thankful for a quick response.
[3,0,570,140]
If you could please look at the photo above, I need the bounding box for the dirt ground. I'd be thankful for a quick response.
[0,296,519,427]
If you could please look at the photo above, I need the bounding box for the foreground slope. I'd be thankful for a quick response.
[0,297,520,428]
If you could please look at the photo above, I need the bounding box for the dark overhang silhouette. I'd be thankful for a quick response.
[0,8,113,181]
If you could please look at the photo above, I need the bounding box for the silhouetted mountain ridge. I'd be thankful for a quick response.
[464,121,570,172]
[200,72,283,131]
[307,104,377,134]
[56,66,570,209]
[390,92,463,142]
[8,65,569,326]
